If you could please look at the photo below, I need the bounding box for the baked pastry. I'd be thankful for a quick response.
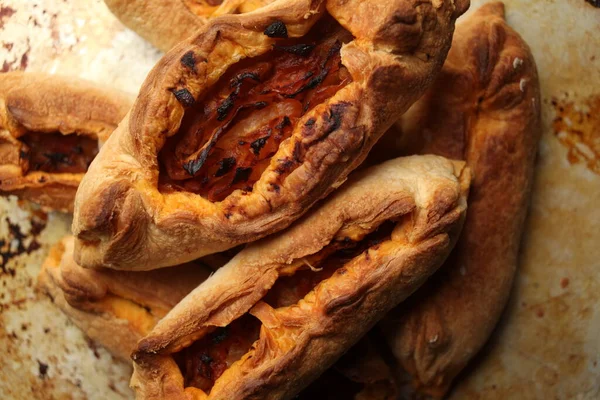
[130,155,470,400]
[104,0,275,52]
[373,3,541,397]
[38,236,213,360]
[0,72,133,212]
[73,0,469,271]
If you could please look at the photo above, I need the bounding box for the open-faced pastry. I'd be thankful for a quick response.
[0,72,133,212]
[371,3,541,397]
[130,155,470,400]
[38,236,213,360]
[104,0,275,52]
[73,0,470,271]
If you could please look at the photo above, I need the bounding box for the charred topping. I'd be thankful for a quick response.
[270,183,281,194]
[275,116,291,130]
[231,167,252,185]
[217,73,262,121]
[171,88,196,107]
[215,157,236,177]
[305,118,315,126]
[161,28,352,201]
[181,51,197,72]
[19,150,28,160]
[264,20,288,38]
[274,43,315,57]
[250,136,269,155]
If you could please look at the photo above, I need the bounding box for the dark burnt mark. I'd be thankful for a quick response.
[43,327,50,334]
[183,159,203,176]
[19,150,28,160]
[337,267,347,275]
[253,101,268,109]
[305,118,315,126]
[224,212,232,219]
[323,102,348,135]
[230,72,260,88]
[586,0,600,7]
[38,176,46,183]
[275,116,291,130]
[293,141,303,162]
[274,43,315,57]
[250,136,269,155]
[212,327,228,344]
[217,94,236,121]
[171,88,195,107]
[238,140,246,145]
[231,167,252,185]
[190,100,273,173]
[270,183,280,194]
[286,70,327,98]
[181,51,197,73]
[37,360,49,379]
[264,20,288,38]
[218,72,262,121]
[215,157,235,177]
[275,158,295,174]
[72,145,83,154]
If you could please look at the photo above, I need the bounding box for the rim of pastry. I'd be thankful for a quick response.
[130,155,470,400]
[0,72,133,212]
[73,0,469,270]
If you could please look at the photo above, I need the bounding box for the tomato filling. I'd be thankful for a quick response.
[20,132,98,174]
[174,315,261,393]
[174,221,394,393]
[159,20,353,202]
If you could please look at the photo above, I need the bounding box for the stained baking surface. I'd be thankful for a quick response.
[0,0,598,399]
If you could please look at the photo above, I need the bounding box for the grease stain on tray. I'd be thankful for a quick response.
[552,94,600,175]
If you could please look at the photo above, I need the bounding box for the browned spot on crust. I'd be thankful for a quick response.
[0,5,15,29]
[552,95,600,174]
[561,277,570,289]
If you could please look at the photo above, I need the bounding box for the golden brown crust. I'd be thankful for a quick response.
[130,155,470,400]
[374,3,542,397]
[0,72,133,212]
[74,0,469,271]
[38,236,212,360]
[104,0,275,52]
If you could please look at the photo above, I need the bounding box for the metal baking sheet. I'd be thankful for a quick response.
[0,0,598,399]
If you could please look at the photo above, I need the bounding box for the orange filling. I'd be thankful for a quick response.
[174,221,395,393]
[159,21,352,202]
[174,315,261,392]
[20,132,98,174]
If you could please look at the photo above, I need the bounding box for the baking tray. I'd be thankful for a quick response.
[0,0,598,399]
